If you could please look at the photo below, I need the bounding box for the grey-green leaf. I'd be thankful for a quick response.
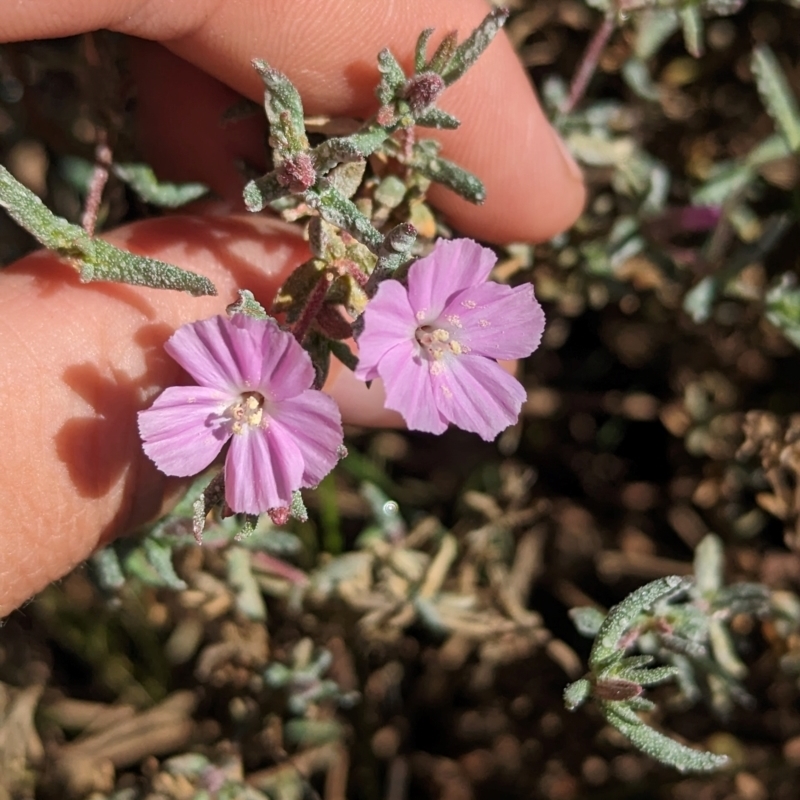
[0,164,216,296]
[752,45,800,152]
[113,163,208,207]
[590,576,691,668]
[603,702,728,772]
[252,59,309,154]
[410,148,485,204]
[440,7,509,86]
[679,6,704,58]
[83,238,217,296]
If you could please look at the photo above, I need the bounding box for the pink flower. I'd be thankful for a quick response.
[138,314,343,514]
[355,239,545,441]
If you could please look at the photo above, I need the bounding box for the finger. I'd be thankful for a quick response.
[3,0,584,242]
[0,210,395,616]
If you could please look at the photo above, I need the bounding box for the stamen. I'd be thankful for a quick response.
[229,391,267,434]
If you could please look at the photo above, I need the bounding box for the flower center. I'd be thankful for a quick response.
[228,391,267,434]
[415,325,463,363]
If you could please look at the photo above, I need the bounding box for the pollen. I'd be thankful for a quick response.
[446,314,462,328]
[461,299,477,309]
[229,391,267,433]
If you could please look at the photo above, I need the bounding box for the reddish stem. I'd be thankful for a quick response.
[82,131,112,236]
[562,15,616,116]
[292,271,332,344]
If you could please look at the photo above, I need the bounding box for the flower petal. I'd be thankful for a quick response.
[355,280,417,381]
[166,315,260,392]
[138,386,232,476]
[225,427,305,513]
[444,282,545,360]
[269,390,344,487]
[250,320,315,401]
[407,239,496,320]
[377,341,448,435]
[435,356,526,441]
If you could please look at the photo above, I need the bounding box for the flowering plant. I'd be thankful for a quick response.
[133,10,547,520]
[355,238,545,440]
[138,313,344,515]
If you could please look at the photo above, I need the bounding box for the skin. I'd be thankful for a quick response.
[0,0,585,616]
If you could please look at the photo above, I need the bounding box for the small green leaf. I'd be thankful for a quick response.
[694,534,724,596]
[306,183,384,252]
[751,45,800,152]
[84,238,216,296]
[564,678,592,710]
[679,6,704,58]
[440,7,509,86]
[227,289,269,319]
[226,548,267,621]
[243,172,290,212]
[634,10,680,61]
[113,163,208,207]
[376,49,407,106]
[409,143,485,203]
[603,702,728,772]
[414,28,435,73]
[252,59,309,155]
[0,164,216,296]
[314,126,391,172]
[90,547,126,591]
[683,275,719,324]
[142,536,188,591]
[415,107,461,129]
[590,576,691,668]
[766,273,800,348]
[570,606,607,637]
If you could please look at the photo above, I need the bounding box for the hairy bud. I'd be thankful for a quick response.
[402,72,446,114]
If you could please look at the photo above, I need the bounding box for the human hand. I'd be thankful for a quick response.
[0,0,585,616]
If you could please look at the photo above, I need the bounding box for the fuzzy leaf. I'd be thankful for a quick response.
[440,7,509,86]
[602,702,728,772]
[83,238,217,295]
[415,107,461,129]
[142,537,188,590]
[305,183,384,252]
[377,49,407,106]
[414,28,435,73]
[621,666,679,686]
[252,59,309,154]
[410,144,485,203]
[90,547,126,591]
[590,576,691,668]
[751,45,800,152]
[243,172,290,212]
[570,606,607,637]
[113,163,208,207]
[314,127,391,172]
[0,165,216,295]
[564,678,592,711]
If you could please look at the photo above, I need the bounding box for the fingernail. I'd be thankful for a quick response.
[550,126,583,183]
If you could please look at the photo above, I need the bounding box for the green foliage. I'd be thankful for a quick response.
[112,162,209,207]
[751,44,800,152]
[0,164,216,295]
[565,535,773,770]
